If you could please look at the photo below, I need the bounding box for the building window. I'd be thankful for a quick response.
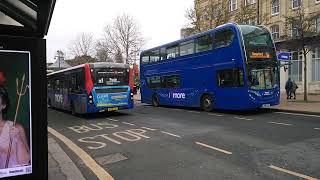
[271,25,280,40]
[245,0,256,5]
[229,0,237,11]
[271,0,280,15]
[312,48,320,81]
[292,24,299,38]
[316,16,320,33]
[288,51,303,82]
[292,0,301,9]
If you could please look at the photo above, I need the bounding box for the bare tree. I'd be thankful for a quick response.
[102,14,145,65]
[95,40,112,62]
[234,2,257,25]
[184,0,230,36]
[284,7,320,102]
[69,32,95,58]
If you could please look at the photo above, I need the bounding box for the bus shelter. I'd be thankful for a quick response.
[0,0,56,179]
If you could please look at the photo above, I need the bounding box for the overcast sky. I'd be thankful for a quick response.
[46,0,194,62]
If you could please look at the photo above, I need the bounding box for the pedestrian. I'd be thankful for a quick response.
[0,86,30,169]
[285,78,293,99]
[292,80,298,99]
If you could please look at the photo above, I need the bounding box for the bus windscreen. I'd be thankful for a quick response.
[92,68,129,86]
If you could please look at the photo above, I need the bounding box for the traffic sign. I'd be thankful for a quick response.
[277,52,291,61]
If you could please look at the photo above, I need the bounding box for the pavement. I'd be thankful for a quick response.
[48,94,320,180]
[267,93,320,115]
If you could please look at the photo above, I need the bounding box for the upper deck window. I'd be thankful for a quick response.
[150,49,160,63]
[167,45,179,59]
[196,34,213,53]
[215,29,234,49]
[180,40,195,56]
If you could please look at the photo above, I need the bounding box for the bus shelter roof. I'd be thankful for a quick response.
[0,0,56,38]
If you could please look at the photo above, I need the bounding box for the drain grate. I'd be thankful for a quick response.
[95,153,128,165]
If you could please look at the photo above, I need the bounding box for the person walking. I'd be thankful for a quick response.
[292,80,298,99]
[285,78,293,99]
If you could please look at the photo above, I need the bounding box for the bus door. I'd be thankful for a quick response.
[215,68,246,109]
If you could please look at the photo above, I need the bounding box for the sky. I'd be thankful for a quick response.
[46,0,194,63]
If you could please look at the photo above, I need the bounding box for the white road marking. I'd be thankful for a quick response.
[171,108,183,111]
[122,122,135,126]
[268,122,293,126]
[187,111,201,114]
[268,165,318,180]
[208,113,223,117]
[274,112,320,118]
[106,118,118,122]
[141,127,157,131]
[48,127,114,180]
[314,128,320,130]
[160,131,181,138]
[234,117,254,121]
[195,142,232,155]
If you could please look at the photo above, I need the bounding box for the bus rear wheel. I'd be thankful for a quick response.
[201,95,213,112]
[152,95,160,107]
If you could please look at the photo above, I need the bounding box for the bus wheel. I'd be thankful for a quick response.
[201,95,213,112]
[152,95,160,107]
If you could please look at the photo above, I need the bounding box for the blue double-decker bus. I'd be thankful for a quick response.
[140,23,280,111]
[47,62,134,114]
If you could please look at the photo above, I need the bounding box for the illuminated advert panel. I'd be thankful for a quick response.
[0,50,32,178]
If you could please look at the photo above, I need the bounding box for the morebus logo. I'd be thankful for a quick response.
[172,93,185,99]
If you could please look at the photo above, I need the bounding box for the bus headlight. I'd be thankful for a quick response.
[89,100,93,104]
[248,90,261,97]
[89,95,93,99]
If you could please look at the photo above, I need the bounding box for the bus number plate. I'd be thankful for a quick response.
[108,107,118,111]
[262,104,270,107]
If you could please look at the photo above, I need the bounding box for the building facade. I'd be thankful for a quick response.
[192,0,320,93]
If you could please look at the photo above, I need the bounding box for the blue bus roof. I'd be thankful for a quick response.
[141,23,240,54]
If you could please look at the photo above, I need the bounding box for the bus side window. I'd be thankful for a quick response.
[196,34,212,53]
[141,53,150,64]
[160,47,166,60]
[167,45,179,59]
[215,29,234,49]
[217,69,244,87]
[180,40,195,57]
[150,49,160,63]
[163,75,180,88]
[147,76,162,89]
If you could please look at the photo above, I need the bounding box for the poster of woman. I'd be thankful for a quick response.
[0,50,32,178]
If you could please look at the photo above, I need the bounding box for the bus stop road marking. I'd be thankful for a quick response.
[106,118,119,122]
[187,111,201,114]
[268,122,293,126]
[195,142,232,155]
[208,113,223,117]
[141,127,157,131]
[234,117,254,121]
[274,112,320,118]
[122,122,135,126]
[268,165,318,180]
[48,127,114,180]
[160,131,182,138]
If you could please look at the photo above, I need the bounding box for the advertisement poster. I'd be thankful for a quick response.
[0,50,32,178]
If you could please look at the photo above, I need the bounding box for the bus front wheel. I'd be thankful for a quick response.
[152,95,160,107]
[201,95,213,112]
